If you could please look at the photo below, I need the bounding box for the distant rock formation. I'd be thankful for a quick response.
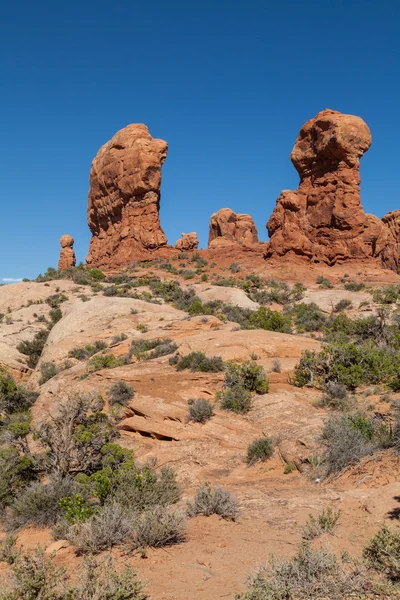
[86,124,168,267]
[175,232,199,252]
[265,109,395,266]
[208,208,259,248]
[381,211,400,271]
[58,234,76,270]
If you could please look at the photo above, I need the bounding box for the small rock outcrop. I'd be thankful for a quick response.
[381,211,400,271]
[58,234,76,270]
[208,208,259,248]
[86,124,168,267]
[175,232,199,252]
[265,109,392,265]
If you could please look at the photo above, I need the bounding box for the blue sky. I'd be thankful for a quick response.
[1,0,399,280]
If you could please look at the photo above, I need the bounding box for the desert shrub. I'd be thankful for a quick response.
[272,359,281,373]
[59,493,98,524]
[48,307,62,324]
[88,268,105,280]
[111,333,128,344]
[289,302,326,332]
[224,361,269,394]
[130,337,176,360]
[67,501,133,554]
[181,269,195,280]
[188,398,214,423]
[317,381,352,411]
[0,535,18,564]
[17,329,49,368]
[38,361,58,384]
[344,281,365,292]
[293,340,400,391]
[237,542,364,600]
[0,545,148,600]
[301,507,341,540]
[113,463,180,512]
[68,340,109,361]
[229,262,241,273]
[292,350,318,387]
[108,381,135,406]
[187,483,238,521]
[316,275,333,289]
[373,284,400,305]
[37,395,118,476]
[87,354,126,372]
[247,437,274,465]
[0,372,38,414]
[333,298,353,312]
[0,447,35,506]
[364,525,400,581]
[248,307,292,333]
[7,475,79,529]
[175,351,225,372]
[219,385,252,413]
[132,506,186,549]
[321,413,376,474]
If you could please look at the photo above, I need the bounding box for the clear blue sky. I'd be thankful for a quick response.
[1,0,399,280]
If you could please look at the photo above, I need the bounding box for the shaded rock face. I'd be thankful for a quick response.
[208,208,259,248]
[87,124,168,267]
[175,232,199,252]
[58,234,76,270]
[265,109,393,266]
[381,211,400,271]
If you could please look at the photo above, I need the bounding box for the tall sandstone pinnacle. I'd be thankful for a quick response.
[265,109,397,267]
[58,234,76,270]
[86,124,168,267]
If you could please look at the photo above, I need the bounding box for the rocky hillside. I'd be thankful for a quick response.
[2,257,400,598]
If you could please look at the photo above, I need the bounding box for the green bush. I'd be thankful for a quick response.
[130,337,177,360]
[247,437,274,465]
[112,463,180,512]
[289,302,327,332]
[224,361,269,393]
[0,447,35,506]
[59,493,97,524]
[316,275,333,289]
[17,329,49,368]
[248,307,292,333]
[68,340,108,360]
[364,525,400,581]
[0,372,38,414]
[301,507,341,540]
[219,385,252,413]
[187,483,238,521]
[108,381,135,406]
[188,398,214,423]
[292,350,318,387]
[37,395,118,476]
[333,299,353,312]
[344,281,365,292]
[174,351,225,372]
[38,361,58,384]
[321,413,377,474]
[87,354,127,372]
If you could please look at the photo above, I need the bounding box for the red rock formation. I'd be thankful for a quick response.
[265,109,392,265]
[208,208,259,248]
[58,234,76,270]
[86,124,168,267]
[175,232,199,252]
[381,211,400,271]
